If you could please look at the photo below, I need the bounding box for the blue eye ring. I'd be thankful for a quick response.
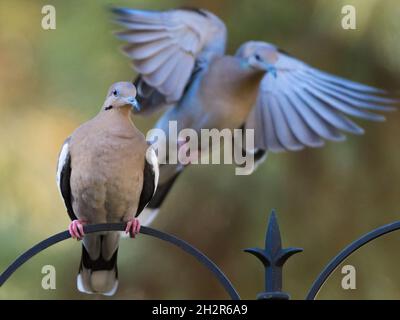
[112,89,118,97]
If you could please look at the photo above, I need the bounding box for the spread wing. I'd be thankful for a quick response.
[112,7,227,113]
[245,47,397,154]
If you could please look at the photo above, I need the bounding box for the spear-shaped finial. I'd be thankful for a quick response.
[244,210,303,300]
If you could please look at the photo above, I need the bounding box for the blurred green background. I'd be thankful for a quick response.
[0,0,399,300]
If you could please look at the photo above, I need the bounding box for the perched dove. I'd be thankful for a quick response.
[111,7,397,225]
[56,82,159,295]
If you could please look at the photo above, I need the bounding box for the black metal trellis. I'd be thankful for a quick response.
[245,211,400,300]
[306,220,400,300]
[1,210,400,299]
[244,211,303,300]
[0,223,240,300]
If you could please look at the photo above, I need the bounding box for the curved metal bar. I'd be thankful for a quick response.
[0,223,240,300]
[306,220,400,300]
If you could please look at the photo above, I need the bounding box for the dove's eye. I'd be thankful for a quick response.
[254,54,262,61]
[112,90,119,97]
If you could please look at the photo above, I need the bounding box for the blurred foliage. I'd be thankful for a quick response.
[0,0,399,300]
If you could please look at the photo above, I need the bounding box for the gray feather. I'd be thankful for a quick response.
[261,95,286,152]
[286,89,346,141]
[275,92,324,148]
[268,95,304,151]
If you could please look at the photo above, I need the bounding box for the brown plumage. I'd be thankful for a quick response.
[198,56,265,130]
[70,107,147,224]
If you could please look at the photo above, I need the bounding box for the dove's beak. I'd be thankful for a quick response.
[261,62,277,78]
[125,97,141,112]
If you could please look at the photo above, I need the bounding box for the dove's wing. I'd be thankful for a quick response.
[112,7,227,112]
[245,47,397,155]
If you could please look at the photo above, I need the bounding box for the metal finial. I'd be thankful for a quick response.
[244,210,303,300]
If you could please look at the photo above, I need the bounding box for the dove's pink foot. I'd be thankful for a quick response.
[125,218,141,238]
[68,219,86,240]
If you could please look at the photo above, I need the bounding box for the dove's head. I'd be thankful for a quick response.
[103,81,140,112]
[236,41,279,76]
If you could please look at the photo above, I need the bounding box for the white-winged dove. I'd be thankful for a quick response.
[111,7,397,224]
[56,82,159,295]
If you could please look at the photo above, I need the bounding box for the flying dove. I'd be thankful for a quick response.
[111,7,397,225]
[56,82,159,295]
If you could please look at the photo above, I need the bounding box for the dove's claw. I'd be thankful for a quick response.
[125,218,141,238]
[68,219,86,240]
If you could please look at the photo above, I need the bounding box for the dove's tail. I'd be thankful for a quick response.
[77,235,119,296]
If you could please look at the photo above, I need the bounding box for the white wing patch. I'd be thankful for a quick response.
[56,141,69,194]
[146,147,159,195]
